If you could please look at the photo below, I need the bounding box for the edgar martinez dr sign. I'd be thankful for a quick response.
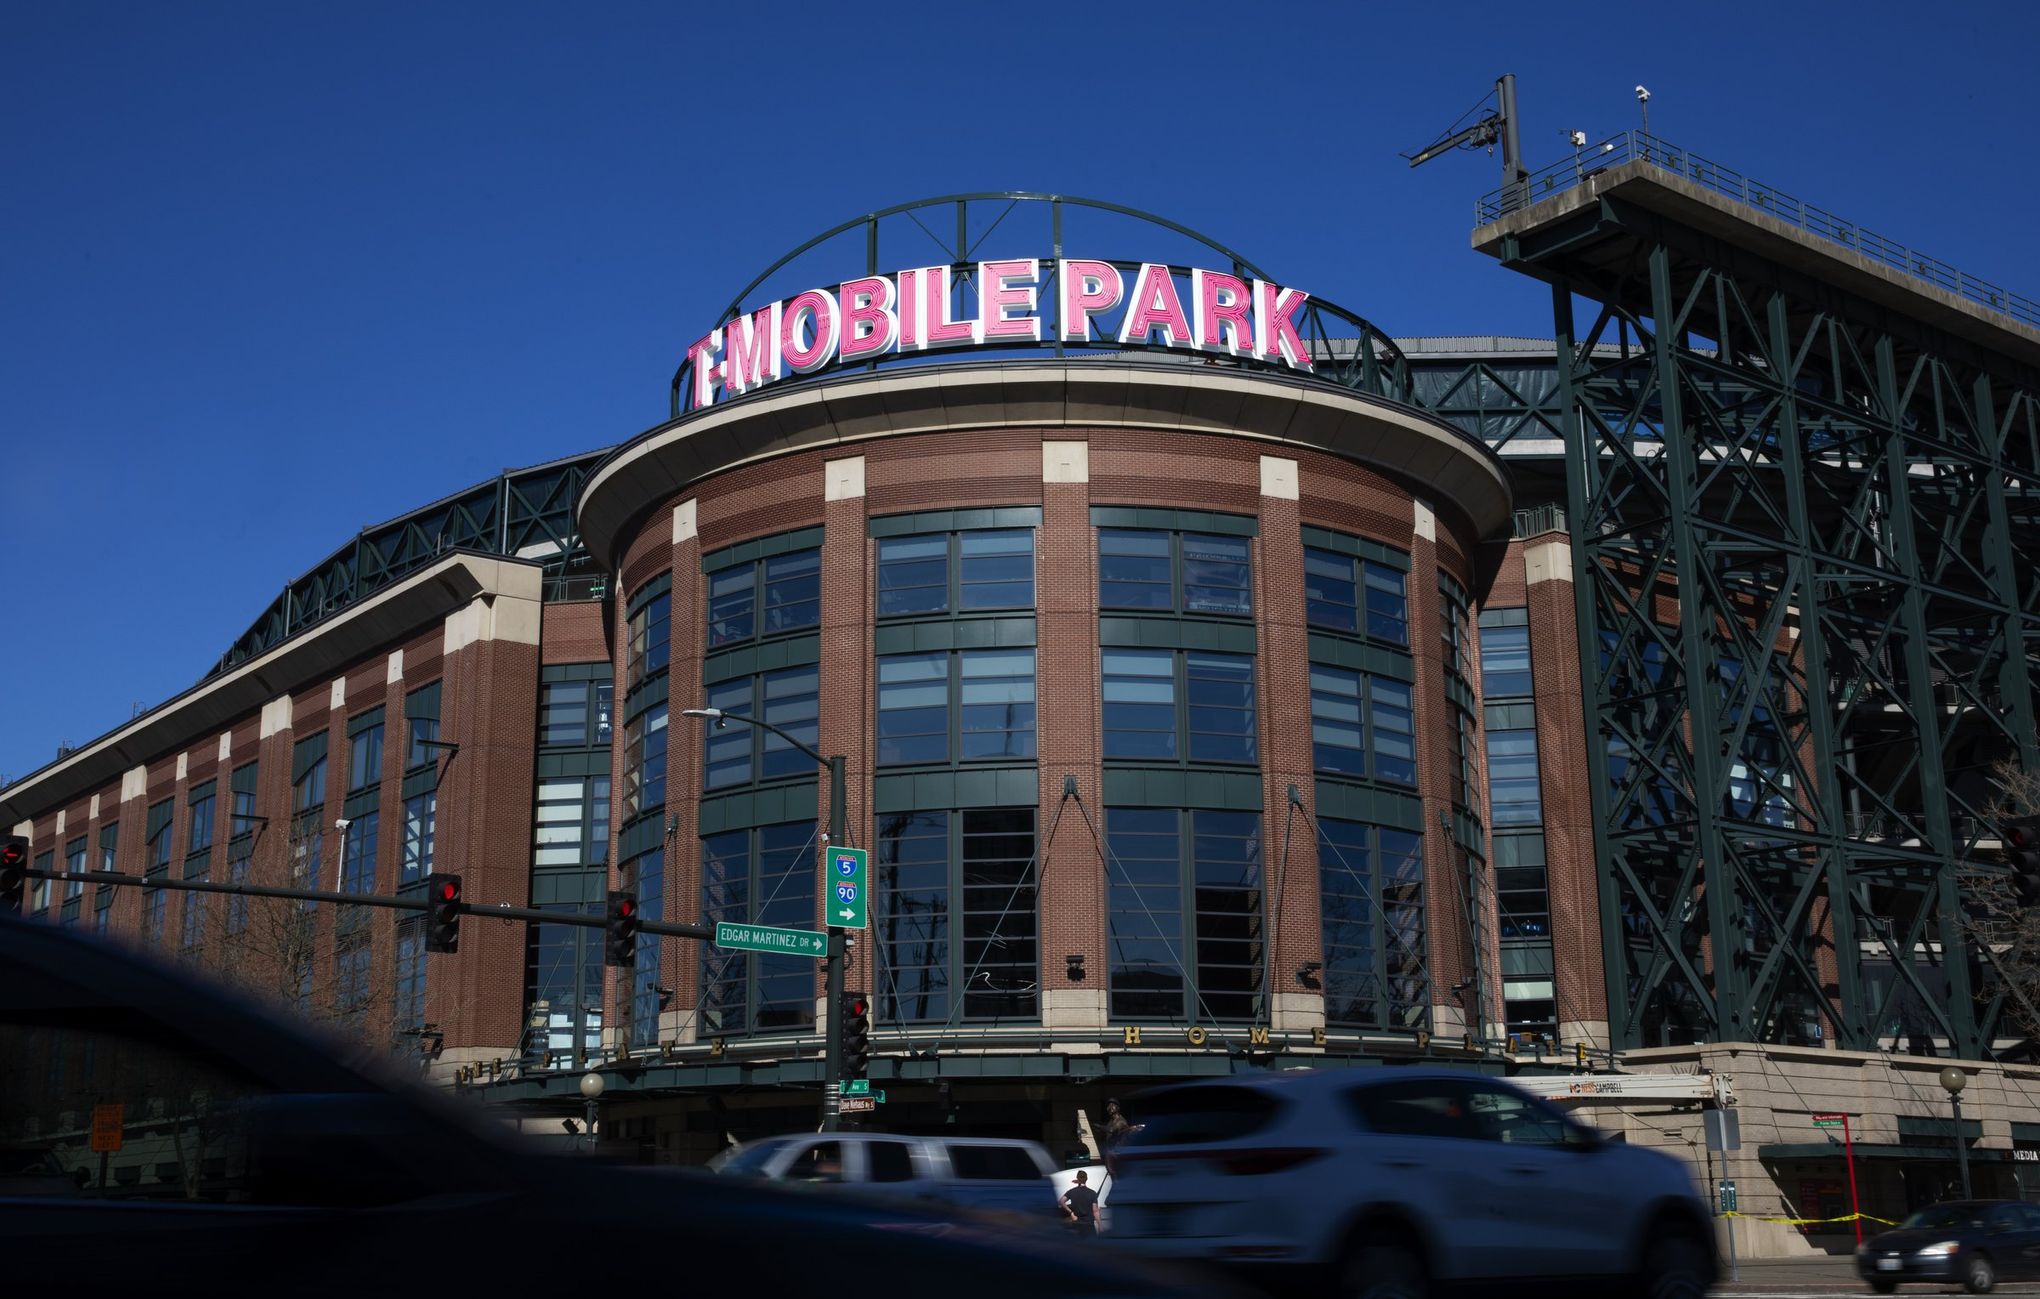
[680,258,1318,411]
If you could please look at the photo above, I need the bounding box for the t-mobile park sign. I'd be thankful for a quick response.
[682,259,1315,410]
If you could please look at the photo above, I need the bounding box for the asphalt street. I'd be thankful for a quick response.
[1715,1254,2040,1296]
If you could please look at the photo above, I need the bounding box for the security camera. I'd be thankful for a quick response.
[1570,130,1588,148]
[334,817,352,830]
[1634,85,1651,103]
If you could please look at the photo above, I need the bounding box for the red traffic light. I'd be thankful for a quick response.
[617,898,636,919]
[437,880,459,901]
[0,839,26,868]
[2011,825,2032,849]
[846,996,868,1017]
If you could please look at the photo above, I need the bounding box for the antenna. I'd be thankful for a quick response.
[1404,74,1528,205]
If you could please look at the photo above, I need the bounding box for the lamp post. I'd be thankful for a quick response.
[682,707,847,1132]
[580,1070,605,1154]
[1939,1066,1971,1199]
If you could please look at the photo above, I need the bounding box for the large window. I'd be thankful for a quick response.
[1101,649,1257,763]
[1317,818,1428,1030]
[230,762,259,839]
[146,799,174,870]
[700,823,818,1035]
[708,545,822,647]
[340,812,380,894]
[405,681,442,769]
[186,782,215,859]
[873,808,1038,1024]
[335,934,372,1015]
[64,837,85,900]
[1309,666,1415,784]
[348,712,384,791]
[1480,620,1533,699]
[1104,808,1263,1021]
[540,678,614,747]
[533,777,610,867]
[394,919,427,1040]
[704,667,820,787]
[626,582,672,688]
[622,703,668,820]
[402,791,437,883]
[180,872,208,956]
[293,736,327,814]
[527,900,604,1066]
[1098,529,1251,616]
[1485,724,1543,826]
[876,650,1036,766]
[30,851,50,914]
[877,529,1033,617]
[626,847,664,1049]
[98,822,118,876]
[1304,545,1408,645]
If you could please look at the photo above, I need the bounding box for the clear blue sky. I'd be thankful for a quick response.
[4,0,2035,785]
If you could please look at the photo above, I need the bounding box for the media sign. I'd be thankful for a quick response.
[682,258,1316,411]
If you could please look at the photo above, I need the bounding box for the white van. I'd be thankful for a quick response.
[710,1133,1057,1221]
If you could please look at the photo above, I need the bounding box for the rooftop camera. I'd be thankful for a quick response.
[1634,85,1651,103]
[334,817,352,830]
[1570,130,1588,148]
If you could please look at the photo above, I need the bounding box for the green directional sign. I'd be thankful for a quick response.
[715,921,827,957]
[842,1079,871,1096]
[826,845,869,930]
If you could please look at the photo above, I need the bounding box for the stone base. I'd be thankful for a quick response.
[1561,1020,1612,1057]
[1271,991,1325,1033]
[1043,987,1107,1031]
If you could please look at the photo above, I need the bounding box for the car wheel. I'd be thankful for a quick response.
[1338,1242,1427,1299]
[1869,1281,1898,1295]
[1964,1252,1995,1295]
[1636,1231,1711,1299]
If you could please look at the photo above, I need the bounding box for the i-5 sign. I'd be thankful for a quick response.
[827,845,868,930]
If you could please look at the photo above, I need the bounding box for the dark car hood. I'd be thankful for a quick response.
[1868,1229,1976,1251]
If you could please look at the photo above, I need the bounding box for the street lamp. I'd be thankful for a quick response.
[580,1070,605,1154]
[1939,1066,1971,1199]
[680,706,848,1132]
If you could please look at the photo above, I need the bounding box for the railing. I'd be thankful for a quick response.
[1476,131,2040,330]
[1511,503,1567,538]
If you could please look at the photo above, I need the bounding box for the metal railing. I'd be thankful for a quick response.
[1476,131,2040,330]
[1511,503,1567,538]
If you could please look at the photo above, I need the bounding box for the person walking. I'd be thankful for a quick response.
[1061,1169,1100,1237]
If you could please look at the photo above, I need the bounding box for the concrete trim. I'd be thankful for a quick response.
[217,732,231,761]
[386,650,404,684]
[328,678,345,711]
[259,696,292,740]
[0,552,543,825]
[824,455,865,501]
[1413,499,1437,541]
[1259,455,1299,500]
[89,794,99,818]
[578,361,1512,569]
[672,498,698,545]
[1042,440,1089,484]
[174,754,187,782]
[121,767,146,803]
[1524,538,1572,585]
[55,809,66,835]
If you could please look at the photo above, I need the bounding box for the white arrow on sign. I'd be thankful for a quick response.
[836,906,855,920]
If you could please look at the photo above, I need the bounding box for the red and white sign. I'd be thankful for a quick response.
[684,259,1316,409]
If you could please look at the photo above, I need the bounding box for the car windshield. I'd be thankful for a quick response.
[1901,1204,1990,1232]
[1122,1086,1283,1146]
[710,1138,795,1176]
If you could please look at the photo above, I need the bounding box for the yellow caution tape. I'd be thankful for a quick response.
[1717,1211,1900,1227]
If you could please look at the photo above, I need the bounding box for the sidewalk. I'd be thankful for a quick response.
[1716,1254,2040,1293]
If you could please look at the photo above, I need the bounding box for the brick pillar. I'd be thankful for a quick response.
[1522,531,1611,1050]
[1039,440,1105,1033]
[1412,502,1482,1040]
[818,456,870,1021]
[1255,455,1323,1034]
[429,583,542,1070]
[665,499,703,1043]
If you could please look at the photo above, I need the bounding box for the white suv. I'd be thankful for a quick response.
[1106,1068,1714,1299]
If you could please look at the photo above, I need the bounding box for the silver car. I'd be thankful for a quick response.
[712,1132,1059,1221]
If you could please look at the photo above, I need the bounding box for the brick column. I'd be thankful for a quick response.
[665,499,703,1042]
[1039,439,1105,1033]
[1255,455,1324,1034]
[1522,531,1611,1049]
[817,456,870,1021]
[429,582,542,1071]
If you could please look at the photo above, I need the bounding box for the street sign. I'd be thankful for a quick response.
[839,1095,877,1114]
[89,1103,123,1154]
[826,845,869,930]
[1812,1112,1846,1128]
[843,1079,871,1096]
[1705,1109,1742,1152]
[714,921,827,957]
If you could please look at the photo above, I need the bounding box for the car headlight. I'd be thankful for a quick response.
[1916,1241,1962,1257]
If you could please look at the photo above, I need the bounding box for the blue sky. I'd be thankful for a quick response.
[4,0,2036,785]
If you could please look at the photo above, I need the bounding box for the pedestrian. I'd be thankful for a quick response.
[1101,1098,1132,1151]
[1061,1169,1100,1237]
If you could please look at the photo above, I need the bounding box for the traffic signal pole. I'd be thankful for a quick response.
[821,753,846,1133]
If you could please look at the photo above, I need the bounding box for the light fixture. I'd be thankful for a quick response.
[1940,1067,1967,1096]
[580,1071,605,1101]
[680,707,724,720]
[1295,961,1324,990]
[1066,954,1086,981]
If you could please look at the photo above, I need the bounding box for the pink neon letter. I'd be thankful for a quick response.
[1059,260,1122,342]
[781,289,840,374]
[687,327,725,408]
[1192,270,1255,356]
[724,303,782,395]
[1118,264,1193,348]
[1254,280,1313,370]
[923,266,974,345]
[838,276,900,361]
[977,259,1040,342]
[897,269,923,350]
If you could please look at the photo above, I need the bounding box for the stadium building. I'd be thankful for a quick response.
[7,149,2040,1256]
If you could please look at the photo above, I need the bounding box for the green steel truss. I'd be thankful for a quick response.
[208,453,606,678]
[1493,198,2040,1054]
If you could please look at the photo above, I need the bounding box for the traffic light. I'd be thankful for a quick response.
[424,873,462,953]
[841,991,871,1078]
[2008,816,2040,904]
[604,891,639,967]
[1,835,28,915]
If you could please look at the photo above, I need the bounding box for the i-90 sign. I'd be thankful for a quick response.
[828,846,868,930]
